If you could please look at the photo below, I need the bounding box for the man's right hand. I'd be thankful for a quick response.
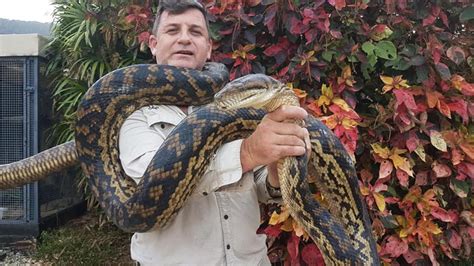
[240,105,310,174]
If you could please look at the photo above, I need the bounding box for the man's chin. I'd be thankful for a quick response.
[166,58,197,69]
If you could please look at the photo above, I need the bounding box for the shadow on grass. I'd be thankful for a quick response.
[35,210,133,264]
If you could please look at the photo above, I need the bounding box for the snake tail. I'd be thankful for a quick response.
[0,141,78,189]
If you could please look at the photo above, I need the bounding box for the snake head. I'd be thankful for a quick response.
[214,74,298,112]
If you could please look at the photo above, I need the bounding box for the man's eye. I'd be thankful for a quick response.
[191,30,202,36]
[166,29,178,34]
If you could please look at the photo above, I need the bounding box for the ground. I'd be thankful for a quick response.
[0,210,133,265]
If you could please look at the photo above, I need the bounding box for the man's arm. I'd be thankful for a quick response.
[240,105,311,188]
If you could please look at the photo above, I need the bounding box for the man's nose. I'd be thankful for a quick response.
[177,30,191,44]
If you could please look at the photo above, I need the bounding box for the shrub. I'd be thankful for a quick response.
[47,0,474,264]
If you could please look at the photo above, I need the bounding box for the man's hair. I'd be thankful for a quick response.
[152,0,210,37]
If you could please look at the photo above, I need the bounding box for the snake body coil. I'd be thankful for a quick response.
[0,63,379,265]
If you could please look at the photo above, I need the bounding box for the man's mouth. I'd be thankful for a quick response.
[175,50,193,56]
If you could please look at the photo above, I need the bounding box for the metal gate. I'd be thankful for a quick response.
[0,57,39,236]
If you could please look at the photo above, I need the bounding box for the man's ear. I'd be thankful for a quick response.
[149,34,158,56]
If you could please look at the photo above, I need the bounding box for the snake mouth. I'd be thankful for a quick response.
[215,88,280,110]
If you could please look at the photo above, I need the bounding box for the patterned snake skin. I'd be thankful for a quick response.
[0,63,379,265]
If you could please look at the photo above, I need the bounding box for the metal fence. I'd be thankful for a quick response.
[0,58,38,230]
[0,56,83,241]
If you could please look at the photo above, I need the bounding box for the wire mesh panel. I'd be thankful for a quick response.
[0,58,37,224]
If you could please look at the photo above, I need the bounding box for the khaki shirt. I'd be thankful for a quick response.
[119,105,274,266]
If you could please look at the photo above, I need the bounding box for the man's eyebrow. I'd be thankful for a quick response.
[161,23,205,30]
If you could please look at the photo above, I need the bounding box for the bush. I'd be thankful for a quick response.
[46,0,474,265]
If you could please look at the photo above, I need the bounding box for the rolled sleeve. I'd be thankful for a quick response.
[207,139,244,188]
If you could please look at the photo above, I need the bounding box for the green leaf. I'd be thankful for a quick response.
[430,130,447,152]
[449,178,470,198]
[380,215,399,229]
[362,41,376,55]
[209,23,223,41]
[368,54,378,67]
[399,45,416,57]
[416,65,429,83]
[348,54,359,63]
[374,41,397,60]
[361,63,371,79]
[409,55,425,66]
[322,51,336,62]
[459,6,474,22]
[435,62,452,80]
[386,58,411,71]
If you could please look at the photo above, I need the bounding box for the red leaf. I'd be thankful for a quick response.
[263,38,290,57]
[423,14,437,27]
[406,131,420,152]
[460,82,474,96]
[307,101,323,117]
[403,249,424,263]
[264,224,283,238]
[458,162,474,178]
[393,89,417,110]
[264,4,277,35]
[439,10,449,28]
[289,16,307,35]
[395,0,407,10]
[379,160,394,179]
[431,206,458,223]
[468,227,474,239]
[137,31,150,44]
[448,98,468,124]
[328,0,346,10]
[304,29,319,44]
[330,30,342,39]
[287,232,300,263]
[416,171,429,186]
[447,46,466,65]
[432,162,452,178]
[427,247,439,266]
[437,99,451,118]
[301,244,325,265]
[429,35,443,64]
[382,236,408,258]
[451,148,463,166]
[396,169,410,187]
[448,229,462,249]
[385,0,396,13]
[460,142,474,161]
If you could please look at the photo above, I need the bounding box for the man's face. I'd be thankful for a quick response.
[149,8,212,70]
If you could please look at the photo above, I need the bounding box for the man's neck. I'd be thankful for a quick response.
[178,106,188,115]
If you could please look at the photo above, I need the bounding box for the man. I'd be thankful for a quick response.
[119,0,310,265]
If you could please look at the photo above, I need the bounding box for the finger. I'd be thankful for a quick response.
[303,130,311,158]
[260,118,307,139]
[275,145,306,157]
[266,105,308,122]
[271,134,306,147]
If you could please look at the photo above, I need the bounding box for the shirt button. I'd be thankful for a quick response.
[202,192,208,196]
[160,123,165,129]
[226,244,230,250]
[224,215,229,220]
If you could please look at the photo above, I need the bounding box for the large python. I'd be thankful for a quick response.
[0,63,379,265]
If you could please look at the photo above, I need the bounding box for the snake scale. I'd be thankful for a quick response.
[0,62,379,265]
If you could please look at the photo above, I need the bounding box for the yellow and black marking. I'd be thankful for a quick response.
[0,63,379,265]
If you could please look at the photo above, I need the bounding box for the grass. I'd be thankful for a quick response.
[31,209,474,265]
[35,210,133,264]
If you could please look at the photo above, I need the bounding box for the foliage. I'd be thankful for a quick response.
[45,0,154,208]
[46,0,474,265]
[35,210,132,264]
